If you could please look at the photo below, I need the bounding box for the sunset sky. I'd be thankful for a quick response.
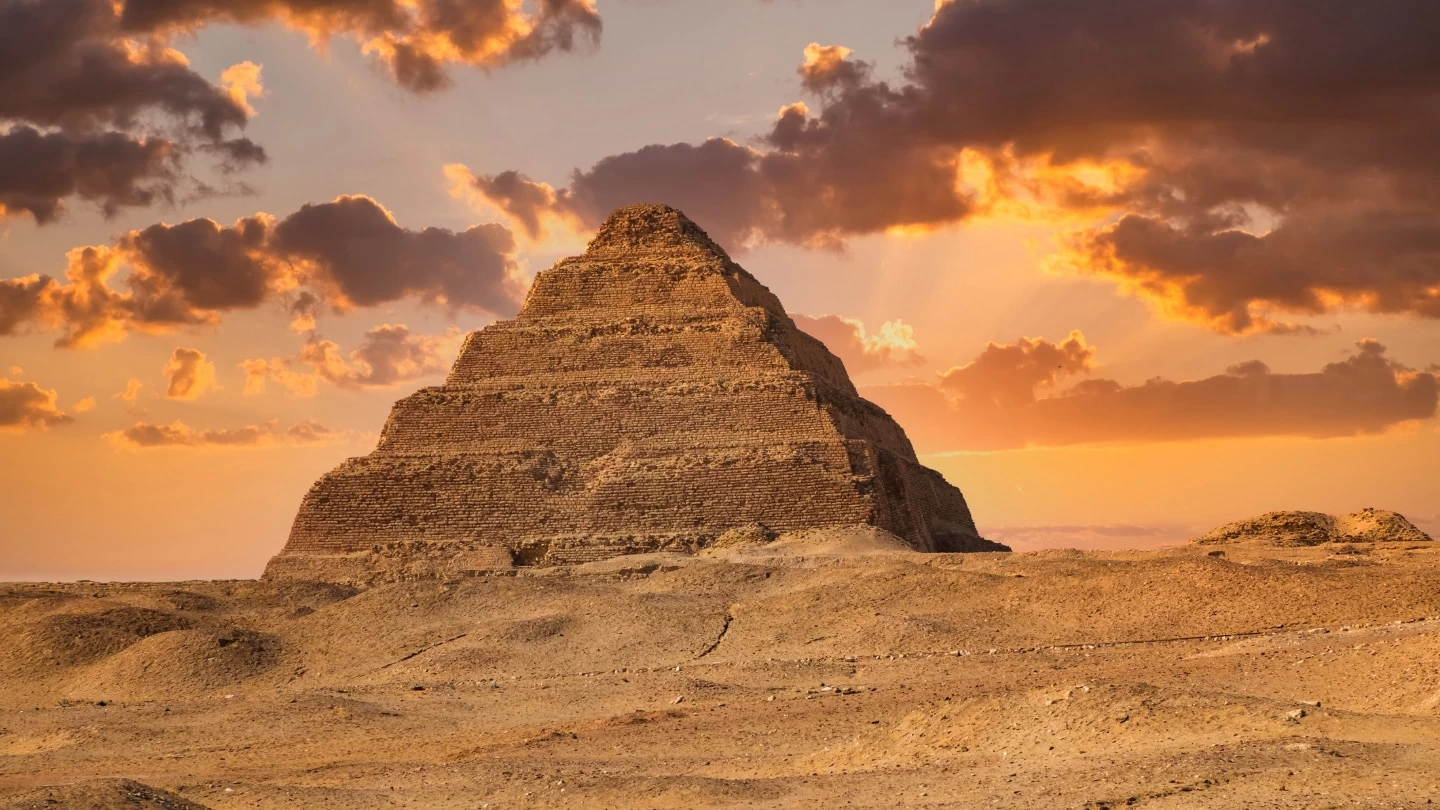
[3,0,1438,580]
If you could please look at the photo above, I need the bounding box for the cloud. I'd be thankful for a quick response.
[0,0,264,222]
[864,335,1438,451]
[115,378,143,403]
[117,0,602,93]
[220,61,265,117]
[73,396,97,413]
[1055,208,1440,334]
[0,128,178,224]
[104,418,348,449]
[243,323,460,395]
[300,324,461,389]
[461,3,1440,331]
[288,291,320,333]
[936,331,1094,407]
[268,196,524,311]
[0,195,526,348]
[162,346,219,400]
[241,358,316,398]
[792,314,923,374]
[0,378,74,432]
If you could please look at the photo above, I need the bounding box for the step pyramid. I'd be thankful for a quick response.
[266,205,1002,580]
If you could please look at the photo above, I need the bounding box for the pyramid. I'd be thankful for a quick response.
[265,205,1002,581]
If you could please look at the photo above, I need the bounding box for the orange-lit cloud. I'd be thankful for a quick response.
[1053,209,1440,335]
[118,0,602,93]
[73,397,98,414]
[104,418,348,449]
[865,336,1438,451]
[799,43,865,94]
[0,195,526,348]
[288,292,320,334]
[220,61,265,117]
[445,165,587,245]
[115,378,143,404]
[792,314,923,374]
[0,378,75,432]
[936,331,1093,406]
[241,358,317,398]
[162,347,219,401]
[243,324,460,395]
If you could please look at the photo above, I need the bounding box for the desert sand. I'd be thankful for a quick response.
[4,531,1440,809]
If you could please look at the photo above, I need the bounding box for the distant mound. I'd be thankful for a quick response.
[66,627,280,702]
[1194,508,1433,546]
[1,778,209,809]
[4,607,190,675]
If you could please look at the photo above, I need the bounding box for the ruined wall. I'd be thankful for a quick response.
[267,205,998,579]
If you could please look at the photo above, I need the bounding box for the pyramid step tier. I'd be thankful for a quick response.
[378,374,917,461]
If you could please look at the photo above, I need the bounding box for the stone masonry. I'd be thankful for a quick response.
[265,205,1004,581]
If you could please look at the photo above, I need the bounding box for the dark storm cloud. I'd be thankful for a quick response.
[864,335,1438,451]
[0,195,526,347]
[464,0,1440,329]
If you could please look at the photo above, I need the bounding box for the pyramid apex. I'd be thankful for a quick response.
[586,204,731,259]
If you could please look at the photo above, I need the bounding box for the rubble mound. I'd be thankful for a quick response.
[1,779,210,809]
[1194,508,1433,546]
[267,204,1003,582]
[4,607,190,673]
[65,627,280,702]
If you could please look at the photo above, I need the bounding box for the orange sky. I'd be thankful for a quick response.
[2,0,1438,579]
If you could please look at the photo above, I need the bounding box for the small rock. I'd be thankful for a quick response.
[1287,709,1306,721]
[671,695,685,704]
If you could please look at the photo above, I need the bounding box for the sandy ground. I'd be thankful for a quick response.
[3,535,1440,809]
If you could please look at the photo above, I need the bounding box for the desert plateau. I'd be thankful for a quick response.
[4,530,1440,809]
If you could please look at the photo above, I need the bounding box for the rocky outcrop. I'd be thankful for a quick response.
[266,205,1002,581]
[1194,508,1433,547]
